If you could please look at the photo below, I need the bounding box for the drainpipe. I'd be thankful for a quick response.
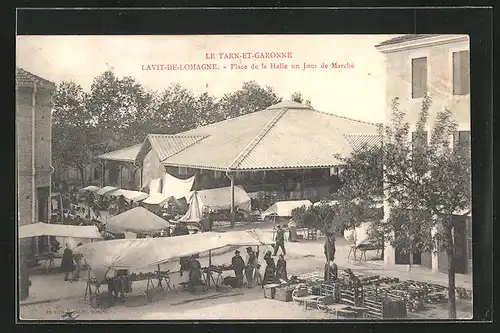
[31,83,37,253]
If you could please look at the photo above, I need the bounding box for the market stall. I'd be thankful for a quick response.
[180,186,252,223]
[74,229,273,307]
[19,222,102,272]
[262,200,312,239]
[96,186,119,196]
[105,207,169,236]
[80,186,101,193]
[107,189,149,202]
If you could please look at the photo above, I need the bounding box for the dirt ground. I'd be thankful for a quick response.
[19,225,473,320]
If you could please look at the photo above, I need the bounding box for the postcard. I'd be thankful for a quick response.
[16,34,472,321]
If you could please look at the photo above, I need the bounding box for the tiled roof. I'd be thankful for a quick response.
[16,68,56,87]
[161,100,379,170]
[98,143,143,163]
[375,34,438,47]
[147,134,208,162]
[344,134,383,151]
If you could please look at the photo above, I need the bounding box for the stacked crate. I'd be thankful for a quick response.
[339,284,364,307]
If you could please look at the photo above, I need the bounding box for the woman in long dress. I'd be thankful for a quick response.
[61,244,74,281]
[262,251,276,287]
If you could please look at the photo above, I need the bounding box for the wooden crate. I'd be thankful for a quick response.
[363,296,383,319]
[146,287,166,303]
[275,288,293,302]
[321,283,340,303]
[263,284,278,299]
[340,285,364,307]
[191,285,209,294]
[90,293,110,309]
[126,294,149,307]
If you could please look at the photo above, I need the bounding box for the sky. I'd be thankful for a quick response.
[16,34,398,123]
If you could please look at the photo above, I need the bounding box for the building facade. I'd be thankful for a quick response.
[16,68,56,254]
[376,35,471,274]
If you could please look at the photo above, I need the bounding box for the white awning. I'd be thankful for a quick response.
[96,186,119,196]
[19,222,102,239]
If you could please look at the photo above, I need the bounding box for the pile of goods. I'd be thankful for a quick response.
[127,271,168,281]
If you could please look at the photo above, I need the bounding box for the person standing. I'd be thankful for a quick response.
[72,243,84,280]
[244,247,256,287]
[324,233,336,262]
[188,254,203,291]
[324,258,338,283]
[288,218,298,242]
[61,244,74,281]
[231,250,245,287]
[276,254,288,281]
[262,251,276,287]
[273,225,286,256]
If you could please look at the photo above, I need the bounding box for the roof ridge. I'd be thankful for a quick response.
[229,108,288,170]
[308,107,381,127]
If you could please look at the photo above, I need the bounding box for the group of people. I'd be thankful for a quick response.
[230,246,288,288]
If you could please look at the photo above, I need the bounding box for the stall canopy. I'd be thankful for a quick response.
[74,229,273,274]
[19,222,102,239]
[141,193,172,206]
[80,186,101,193]
[180,186,252,222]
[162,172,195,199]
[343,222,374,248]
[108,189,149,201]
[262,200,313,217]
[105,207,169,235]
[96,186,119,196]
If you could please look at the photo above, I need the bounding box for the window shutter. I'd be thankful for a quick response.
[412,57,427,98]
[453,51,470,95]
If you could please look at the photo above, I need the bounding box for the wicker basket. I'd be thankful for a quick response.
[275,287,293,302]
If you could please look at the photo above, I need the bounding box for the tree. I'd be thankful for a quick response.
[218,81,282,119]
[195,92,222,126]
[155,83,199,134]
[339,94,471,319]
[51,81,93,185]
[291,91,312,107]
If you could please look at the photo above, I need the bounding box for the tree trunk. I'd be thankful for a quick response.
[444,223,457,319]
[79,166,85,187]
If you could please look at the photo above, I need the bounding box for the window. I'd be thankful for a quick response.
[412,57,427,99]
[453,51,470,95]
[214,170,222,179]
[178,167,188,175]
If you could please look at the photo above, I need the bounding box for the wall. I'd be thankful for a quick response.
[17,85,54,255]
[384,38,470,131]
[381,37,471,270]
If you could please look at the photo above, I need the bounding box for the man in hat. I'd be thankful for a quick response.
[324,233,336,262]
[245,247,257,287]
[231,250,245,287]
[273,225,286,256]
[61,243,74,281]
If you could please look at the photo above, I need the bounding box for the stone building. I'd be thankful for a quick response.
[16,68,56,255]
[376,35,471,274]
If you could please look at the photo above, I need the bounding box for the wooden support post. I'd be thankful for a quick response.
[226,171,235,228]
